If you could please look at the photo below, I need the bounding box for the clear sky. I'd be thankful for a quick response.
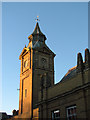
[2,2,88,115]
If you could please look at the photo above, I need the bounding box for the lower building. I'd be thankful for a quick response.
[0,112,12,120]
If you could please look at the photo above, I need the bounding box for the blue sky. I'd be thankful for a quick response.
[2,2,88,115]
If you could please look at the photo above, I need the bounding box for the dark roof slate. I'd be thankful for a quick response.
[61,66,77,82]
[32,22,45,36]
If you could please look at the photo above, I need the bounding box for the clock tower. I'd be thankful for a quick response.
[18,22,55,118]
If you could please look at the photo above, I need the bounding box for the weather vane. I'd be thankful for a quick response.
[35,16,40,22]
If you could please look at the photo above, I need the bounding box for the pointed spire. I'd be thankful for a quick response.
[28,22,46,43]
[32,22,46,41]
[32,22,44,36]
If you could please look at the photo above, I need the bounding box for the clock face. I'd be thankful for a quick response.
[24,60,28,68]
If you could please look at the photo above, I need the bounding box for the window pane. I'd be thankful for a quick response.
[74,108,76,114]
[68,109,70,115]
[71,108,73,114]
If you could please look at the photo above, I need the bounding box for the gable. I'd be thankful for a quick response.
[19,48,27,60]
[35,44,56,57]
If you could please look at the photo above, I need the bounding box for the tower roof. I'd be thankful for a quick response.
[28,22,46,41]
[32,22,44,35]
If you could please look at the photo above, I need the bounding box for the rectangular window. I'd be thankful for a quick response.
[67,105,76,120]
[25,89,27,98]
[52,109,60,120]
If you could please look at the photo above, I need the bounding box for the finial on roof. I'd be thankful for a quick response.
[35,16,40,22]
[28,18,46,42]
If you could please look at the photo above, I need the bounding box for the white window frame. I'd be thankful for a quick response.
[67,105,77,120]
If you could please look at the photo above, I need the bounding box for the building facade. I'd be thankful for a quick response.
[12,22,90,120]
